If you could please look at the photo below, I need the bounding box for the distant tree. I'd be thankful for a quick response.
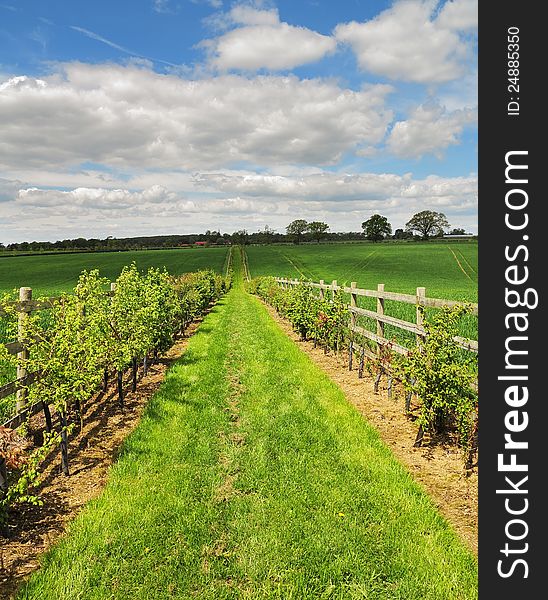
[307,221,329,243]
[405,211,450,239]
[361,214,392,242]
[447,228,466,236]
[286,219,308,244]
[231,229,249,245]
[256,225,276,245]
[393,228,413,240]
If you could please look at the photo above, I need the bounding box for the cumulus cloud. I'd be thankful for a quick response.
[0,63,393,171]
[335,0,476,83]
[202,5,336,71]
[386,102,476,158]
[194,171,409,200]
[230,5,279,27]
[193,170,476,207]
[16,185,180,212]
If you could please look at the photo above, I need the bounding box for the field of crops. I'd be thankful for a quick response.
[0,247,228,296]
[246,242,478,302]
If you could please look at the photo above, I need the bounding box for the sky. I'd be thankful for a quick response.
[0,0,477,243]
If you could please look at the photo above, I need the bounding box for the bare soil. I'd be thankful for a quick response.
[0,319,203,599]
[263,303,478,557]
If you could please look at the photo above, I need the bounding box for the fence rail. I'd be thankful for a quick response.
[275,277,478,355]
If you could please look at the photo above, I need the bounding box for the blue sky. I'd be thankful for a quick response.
[0,0,477,242]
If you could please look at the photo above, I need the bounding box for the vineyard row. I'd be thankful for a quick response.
[0,265,231,521]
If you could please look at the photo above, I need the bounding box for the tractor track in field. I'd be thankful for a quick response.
[447,246,474,281]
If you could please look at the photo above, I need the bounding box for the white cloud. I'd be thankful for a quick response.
[437,68,477,111]
[437,0,477,31]
[0,63,393,171]
[386,102,476,158]
[335,0,476,83]
[230,5,279,26]
[193,0,223,9]
[202,5,336,71]
[153,1,172,14]
[194,171,409,200]
[16,185,179,210]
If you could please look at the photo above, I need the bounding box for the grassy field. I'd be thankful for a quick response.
[246,242,478,302]
[17,250,477,599]
[0,247,228,296]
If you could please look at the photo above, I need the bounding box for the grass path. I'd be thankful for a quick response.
[17,250,477,599]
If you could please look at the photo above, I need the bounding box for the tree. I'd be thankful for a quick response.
[307,221,329,243]
[361,214,392,242]
[257,225,276,245]
[405,211,449,239]
[231,230,249,245]
[448,228,466,235]
[393,228,412,240]
[286,219,308,244]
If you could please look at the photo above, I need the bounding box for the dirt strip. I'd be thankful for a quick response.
[0,319,204,600]
[263,302,478,557]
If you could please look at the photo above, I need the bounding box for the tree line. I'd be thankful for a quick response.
[1,211,473,253]
[284,211,471,244]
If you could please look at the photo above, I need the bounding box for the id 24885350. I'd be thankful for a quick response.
[507,26,520,116]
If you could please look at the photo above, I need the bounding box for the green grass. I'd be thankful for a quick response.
[0,247,228,296]
[246,242,477,302]
[17,250,477,599]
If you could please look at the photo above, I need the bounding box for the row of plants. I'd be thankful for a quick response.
[0,265,230,522]
[247,276,478,466]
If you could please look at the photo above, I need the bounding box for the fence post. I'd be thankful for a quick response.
[16,287,32,412]
[319,280,325,300]
[377,283,385,357]
[348,282,357,370]
[416,287,426,348]
[350,282,357,328]
[331,280,337,300]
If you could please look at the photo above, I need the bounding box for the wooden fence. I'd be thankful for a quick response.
[275,277,478,367]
